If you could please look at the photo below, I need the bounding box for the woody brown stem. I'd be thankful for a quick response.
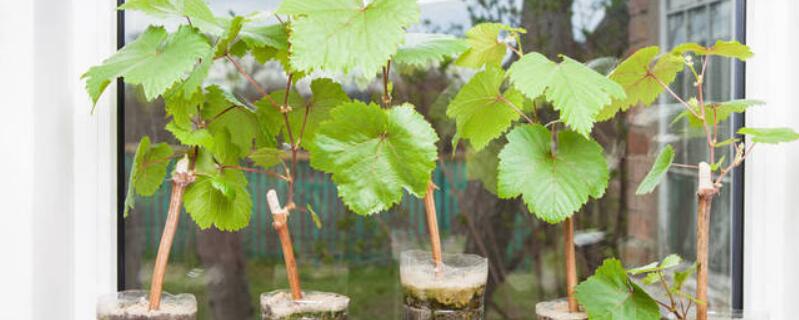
[423,181,443,272]
[564,216,578,313]
[149,159,195,310]
[266,189,302,300]
[696,162,714,320]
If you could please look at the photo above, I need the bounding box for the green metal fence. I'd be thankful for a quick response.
[125,156,475,264]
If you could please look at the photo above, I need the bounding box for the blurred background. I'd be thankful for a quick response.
[121,0,741,318]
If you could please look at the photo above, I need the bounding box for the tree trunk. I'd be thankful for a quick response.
[196,227,254,320]
[520,0,578,58]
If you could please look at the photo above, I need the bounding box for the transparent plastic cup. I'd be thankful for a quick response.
[260,290,350,320]
[400,250,489,320]
[96,290,197,320]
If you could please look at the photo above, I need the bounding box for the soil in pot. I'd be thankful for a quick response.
[400,250,489,320]
[96,290,197,320]
[535,299,587,320]
[260,290,350,320]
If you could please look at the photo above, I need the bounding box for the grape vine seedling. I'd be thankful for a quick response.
[576,41,799,320]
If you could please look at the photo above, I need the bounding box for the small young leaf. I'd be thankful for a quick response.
[446,67,524,151]
[641,272,662,285]
[124,136,173,216]
[659,254,682,269]
[277,0,419,76]
[455,23,519,68]
[714,138,739,148]
[307,204,323,229]
[507,52,626,136]
[183,169,252,231]
[635,145,674,195]
[675,99,764,128]
[392,33,468,68]
[575,259,661,320]
[82,25,211,104]
[738,127,799,144]
[626,261,659,275]
[597,47,684,121]
[672,263,697,292]
[672,40,753,60]
[497,125,609,223]
[214,16,245,58]
[310,102,438,215]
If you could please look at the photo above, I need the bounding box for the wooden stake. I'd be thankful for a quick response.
[696,162,714,320]
[149,158,195,310]
[423,181,443,272]
[563,216,578,313]
[266,189,302,300]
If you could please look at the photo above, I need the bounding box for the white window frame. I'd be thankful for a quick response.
[744,1,799,319]
[0,0,118,319]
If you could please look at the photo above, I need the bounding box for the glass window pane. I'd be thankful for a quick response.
[121,0,740,318]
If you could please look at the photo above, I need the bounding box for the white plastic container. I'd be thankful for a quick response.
[260,290,350,320]
[96,290,196,320]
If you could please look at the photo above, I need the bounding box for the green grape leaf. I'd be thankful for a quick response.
[597,47,685,121]
[446,67,524,151]
[575,259,661,320]
[249,147,283,169]
[660,254,682,269]
[119,0,223,36]
[214,16,245,58]
[132,136,173,196]
[309,102,439,215]
[82,25,211,105]
[641,272,662,285]
[124,136,173,216]
[672,263,697,292]
[208,128,240,165]
[269,78,351,148]
[674,99,764,128]
[202,86,258,157]
[497,124,609,223]
[393,33,468,68]
[738,127,799,144]
[165,121,214,148]
[164,89,204,128]
[183,169,252,231]
[277,0,420,76]
[455,23,521,68]
[635,145,674,195]
[507,52,626,136]
[672,40,753,60]
[465,140,503,195]
[239,23,289,50]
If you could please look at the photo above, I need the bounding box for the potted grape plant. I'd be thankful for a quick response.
[443,21,627,319]
[575,41,799,319]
